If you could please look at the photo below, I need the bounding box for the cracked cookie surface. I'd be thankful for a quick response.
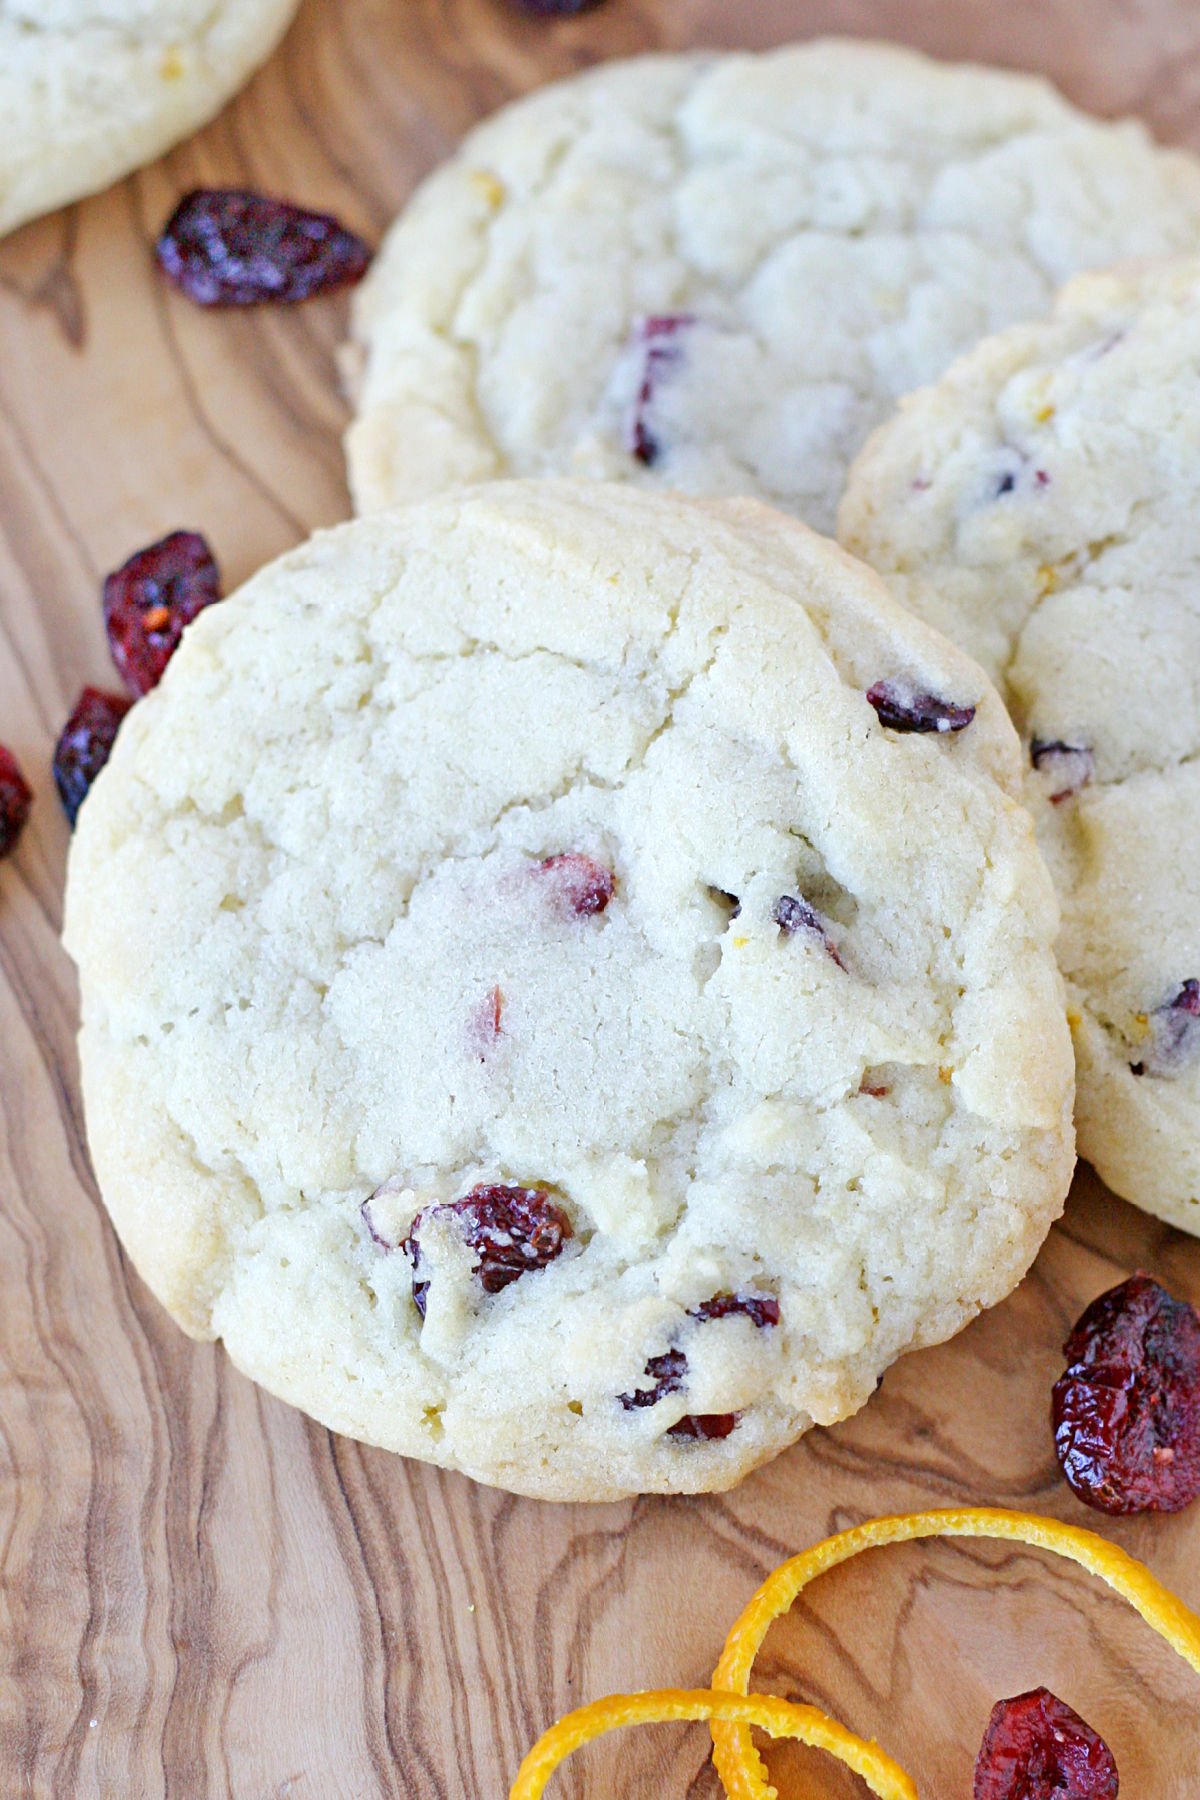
[345,40,1200,535]
[0,0,299,237]
[841,258,1200,1236]
[64,481,1074,1499]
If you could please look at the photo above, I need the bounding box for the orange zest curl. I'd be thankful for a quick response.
[711,1507,1200,1800]
[507,1687,916,1800]
[508,1507,1200,1799]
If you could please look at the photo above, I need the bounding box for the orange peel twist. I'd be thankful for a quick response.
[710,1507,1200,1800]
[507,1687,916,1800]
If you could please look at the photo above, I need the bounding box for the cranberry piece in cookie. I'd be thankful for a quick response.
[772,895,845,969]
[974,1689,1118,1800]
[1030,739,1094,804]
[0,746,33,860]
[104,530,221,696]
[1129,979,1200,1077]
[53,688,132,828]
[157,190,371,307]
[1052,1273,1200,1515]
[628,314,695,467]
[534,852,615,917]
[403,1183,571,1316]
[622,1296,776,1420]
[867,679,976,734]
[667,1412,739,1441]
[690,1292,780,1329]
[469,985,504,1059]
[619,1348,687,1411]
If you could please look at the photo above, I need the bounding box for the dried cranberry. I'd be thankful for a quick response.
[1129,980,1200,1078]
[867,680,976,735]
[772,894,846,968]
[1052,1274,1200,1515]
[535,852,615,917]
[156,190,371,307]
[668,1412,739,1441]
[621,1295,775,1416]
[690,1292,780,1329]
[403,1183,571,1316]
[619,1349,687,1411]
[53,688,132,828]
[1030,739,1094,805]
[0,746,33,860]
[103,530,221,697]
[628,314,695,467]
[974,1688,1118,1800]
[470,985,504,1059]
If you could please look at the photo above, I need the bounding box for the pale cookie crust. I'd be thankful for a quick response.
[0,0,300,238]
[345,40,1200,534]
[841,259,1200,1236]
[65,482,1074,1501]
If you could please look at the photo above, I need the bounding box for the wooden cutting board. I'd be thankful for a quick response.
[2,1,1199,1793]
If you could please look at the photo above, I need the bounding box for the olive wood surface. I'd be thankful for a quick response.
[1,1,1198,1794]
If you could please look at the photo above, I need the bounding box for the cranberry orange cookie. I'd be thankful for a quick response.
[64,482,1074,1500]
[345,41,1200,534]
[0,0,299,238]
[841,260,1200,1235]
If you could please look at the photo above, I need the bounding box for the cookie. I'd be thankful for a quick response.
[64,481,1074,1500]
[841,259,1200,1236]
[345,40,1200,535]
[0,0,300,239]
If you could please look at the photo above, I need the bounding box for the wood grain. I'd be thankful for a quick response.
[1,2,1199,1794]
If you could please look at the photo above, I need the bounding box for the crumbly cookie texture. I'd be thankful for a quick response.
[65,482,1074,1501]
[0,0,299,238]
[841,258,1200,1237]
[345,40,1200,534]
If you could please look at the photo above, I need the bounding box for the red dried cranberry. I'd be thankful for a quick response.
[1052,1273,1200,1515]
[103,530,221,697]
[403,1183,571,1316]
[470,985,504,1059]
[1129,980,1200,1078]
[535,852,615,917]
[1030,740,1094,804]
[667,1412,739,1441]
[974,1688,1118,1800]
[619,1348,687,1411]
[867,680,976,735]
[0,746,33,860]
[772,894,846,968]
[628,314,695,467]
[156,190,371,307]
[53,688,132,828]
[622,1296,776,1415]
[690,1292,780,1329]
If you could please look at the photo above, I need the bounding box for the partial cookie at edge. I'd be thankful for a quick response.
[841,257,1200,1234]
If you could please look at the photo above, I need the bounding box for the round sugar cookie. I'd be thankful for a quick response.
[841,258,1200,1235]
[64,481,1074,1500]
[345,40,1200,534]
[0,0,299,239]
